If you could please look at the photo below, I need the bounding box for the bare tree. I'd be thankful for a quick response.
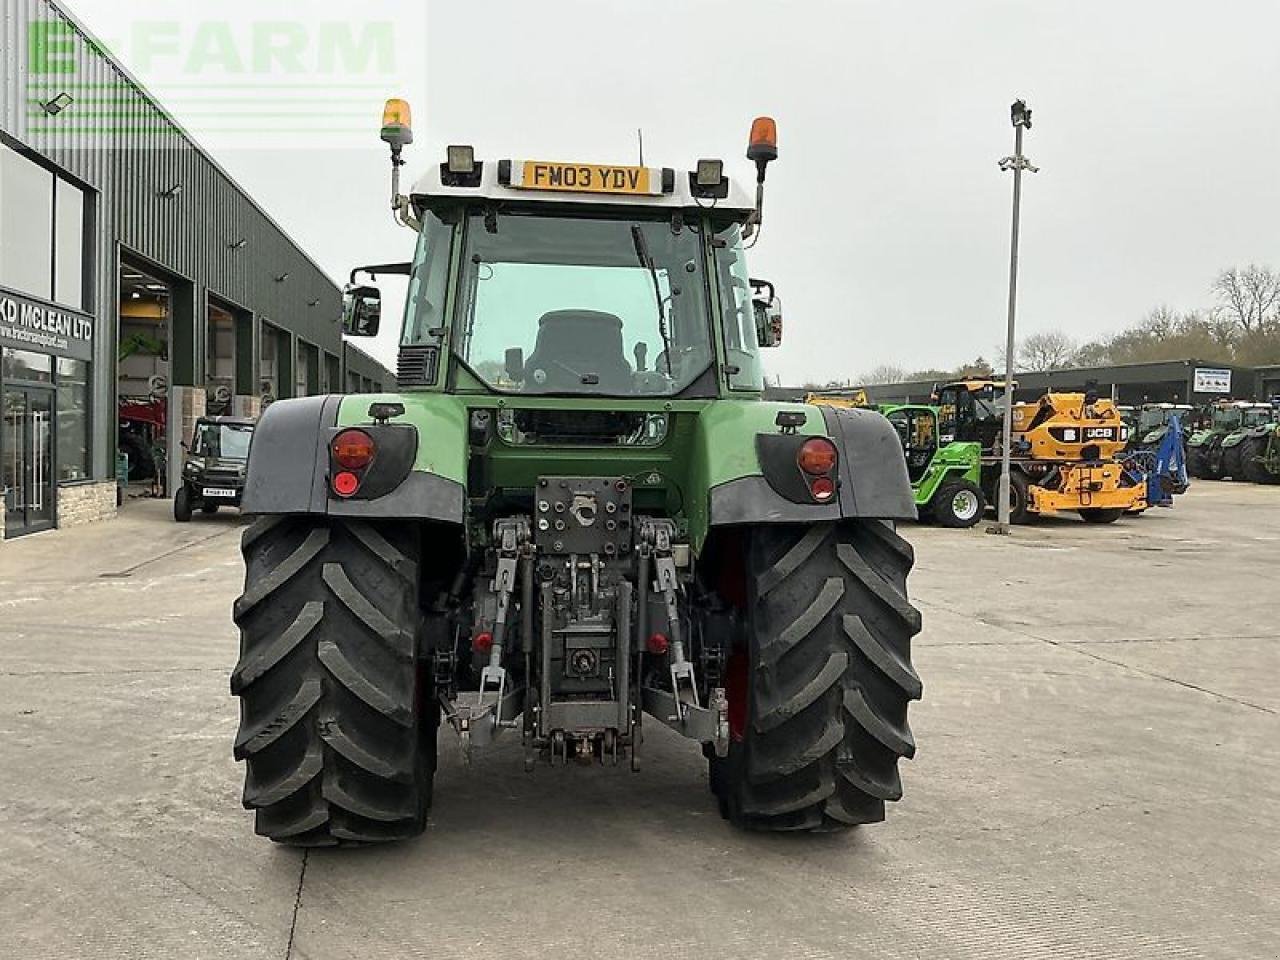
[860,363,909,384]
[1212,265,1280,334]
[1016,331,1078,372]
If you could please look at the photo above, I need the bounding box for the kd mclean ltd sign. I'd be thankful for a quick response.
[0,287,93,363]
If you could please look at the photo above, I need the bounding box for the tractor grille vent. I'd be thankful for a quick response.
[397,345,439,387]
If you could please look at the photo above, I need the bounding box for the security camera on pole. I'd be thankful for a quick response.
[988,98,1039,535]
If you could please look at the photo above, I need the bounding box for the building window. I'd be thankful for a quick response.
[0,143,88,309]
[56,358,90,482]
[260,323,278,404]
[54,179,85,310]
[0,145,54,299]
[2,347,53,383]
[295,342,313,397]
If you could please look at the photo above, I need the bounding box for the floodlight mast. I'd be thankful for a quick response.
[990,98,1038,536]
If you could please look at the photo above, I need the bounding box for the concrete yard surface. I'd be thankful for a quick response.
[0,485,1277,959]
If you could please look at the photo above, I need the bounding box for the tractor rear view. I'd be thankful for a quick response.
[228,105,924,845]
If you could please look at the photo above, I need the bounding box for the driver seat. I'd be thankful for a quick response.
[525,310,632,391]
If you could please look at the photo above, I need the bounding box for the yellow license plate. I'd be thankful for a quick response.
[518,161,658,195]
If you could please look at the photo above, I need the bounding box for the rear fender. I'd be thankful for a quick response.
[704,404,916,535]
[241,395,466,521]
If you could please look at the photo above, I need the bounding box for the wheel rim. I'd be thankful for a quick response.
[952,489,980,521]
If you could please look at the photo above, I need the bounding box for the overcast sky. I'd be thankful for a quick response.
[64,0,1280,384]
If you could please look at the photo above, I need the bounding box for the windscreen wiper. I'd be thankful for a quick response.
[631,225,674,373]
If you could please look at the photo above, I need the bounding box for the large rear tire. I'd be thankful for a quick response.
[1187,448,1209,479]
[231,516,435,846]
[711,521,922,832]
[1222,443,1246,481]
[1241,437,1279,484]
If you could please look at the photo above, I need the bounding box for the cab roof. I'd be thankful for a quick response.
[410,160,757,217]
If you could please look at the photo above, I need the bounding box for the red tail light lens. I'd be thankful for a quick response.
[809,476,836,502]
[332,429,375,469]
[332,471,361,497]
[797,437,838,476]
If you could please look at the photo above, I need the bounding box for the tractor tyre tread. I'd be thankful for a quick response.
[715,521,922,832]
[231,516,434,846]
[1222,443,1246,481]
[1241,436,1279,484]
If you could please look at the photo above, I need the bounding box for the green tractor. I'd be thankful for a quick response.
[1239,411,1280,484]
[1189,401,1274,480]
[1131,403,1194,451]
[878,404,985,527]
[229,106,924,845]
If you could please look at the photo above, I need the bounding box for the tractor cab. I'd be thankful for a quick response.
[1207,401,1273,433]
[343,120,783,412]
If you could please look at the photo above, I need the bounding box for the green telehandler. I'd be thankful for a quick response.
[229,106,923,845]
[876,404,985,527]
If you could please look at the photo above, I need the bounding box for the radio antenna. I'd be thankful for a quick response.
[637,128,644,166]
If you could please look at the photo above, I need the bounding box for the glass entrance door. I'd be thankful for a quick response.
[2,388,56,537]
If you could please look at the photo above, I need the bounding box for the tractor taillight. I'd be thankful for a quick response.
[332,429,375,469]
[810,476,836,502]
[797,437,838,476]
[332,471,360,497]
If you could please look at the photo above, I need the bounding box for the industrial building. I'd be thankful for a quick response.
[771,359,1279,407]
[1,0,392,541]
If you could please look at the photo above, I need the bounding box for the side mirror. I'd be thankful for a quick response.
[752,295,782,349]
[504,347,525,382]
[342,285,382,337]
[750,278,781,348]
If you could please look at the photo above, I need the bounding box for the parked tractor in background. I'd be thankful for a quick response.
[118,382,167,485]
[1131,403,1194,452]
[1188,401,1274,480]
[1240,413,1280,484]
[934,380,1144,523]
[229,107,924,846]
